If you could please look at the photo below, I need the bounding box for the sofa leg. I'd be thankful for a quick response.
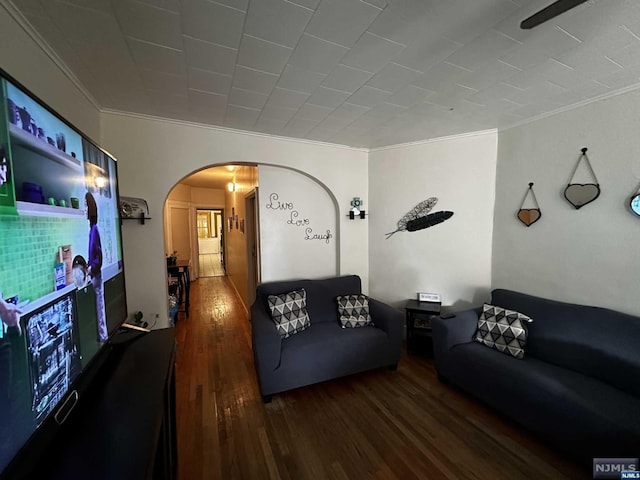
[388,363,398,371]
[262,395,273,404]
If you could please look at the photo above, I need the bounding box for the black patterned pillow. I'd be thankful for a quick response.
[474,303,533,359]
[267,288,310,338]
[336,294,373,328]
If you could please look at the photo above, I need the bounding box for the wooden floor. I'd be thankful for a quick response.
[175,277,590,480]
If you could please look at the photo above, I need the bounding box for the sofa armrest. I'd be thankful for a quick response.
[432,308,480,375]
[250,303,282,373]
[369,298,403,343]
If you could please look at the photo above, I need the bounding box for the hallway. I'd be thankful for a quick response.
[174,277,587,479]
[198,253,225,277]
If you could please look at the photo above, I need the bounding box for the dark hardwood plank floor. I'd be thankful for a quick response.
[175,277,590,480]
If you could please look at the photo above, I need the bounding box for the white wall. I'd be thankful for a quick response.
[258,165,338,282]
[494,90,640,316]
[101,112,369,326]
[369,132,498,310]
[224,165,258,308]
[0,5,100,141]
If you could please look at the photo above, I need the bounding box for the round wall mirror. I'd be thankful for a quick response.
[630,194,640,217]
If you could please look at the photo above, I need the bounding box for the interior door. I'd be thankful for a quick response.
[169,204,190,263]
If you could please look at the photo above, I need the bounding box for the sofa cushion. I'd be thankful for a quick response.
[279,322,391,377]
[474,303,532,359]
[445,342,640,455]
[336,294,373,328]
[267,288,310,338]
[257,275,362,324]
[491,289,640,397]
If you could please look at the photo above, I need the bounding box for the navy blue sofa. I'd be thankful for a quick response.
[432,289,640,459]
[250,275,403,402]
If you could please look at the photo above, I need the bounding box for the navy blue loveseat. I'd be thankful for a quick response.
[432,289,640,459]
[250,275,403,403]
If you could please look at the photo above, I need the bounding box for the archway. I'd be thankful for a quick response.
[163,162,340,311]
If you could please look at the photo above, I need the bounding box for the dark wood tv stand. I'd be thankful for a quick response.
[29,328,177,480]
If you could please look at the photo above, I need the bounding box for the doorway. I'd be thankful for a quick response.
[196,209,225,277]
[164,163,338,311]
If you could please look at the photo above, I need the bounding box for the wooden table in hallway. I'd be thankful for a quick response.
[167,260,190,318]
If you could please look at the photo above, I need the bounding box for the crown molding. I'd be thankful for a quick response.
[101,108,370,153]
[368,129,498,153]
[498,81,640,134]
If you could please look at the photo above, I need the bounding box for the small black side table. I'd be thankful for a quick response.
[405,299,441,355]
[167,260,190,318]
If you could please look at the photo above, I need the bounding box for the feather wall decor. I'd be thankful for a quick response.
[406,211,454,231]
[385,198,454,239]
[385,197,438,238]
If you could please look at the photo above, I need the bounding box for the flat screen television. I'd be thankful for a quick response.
[0,68,128,476]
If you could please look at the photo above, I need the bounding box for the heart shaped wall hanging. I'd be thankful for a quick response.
[564,183,600,209]
[518,209,541,226]
[564,147,600,209]
[517,182,541,227]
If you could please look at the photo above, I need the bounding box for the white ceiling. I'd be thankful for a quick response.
[5,0,640,150]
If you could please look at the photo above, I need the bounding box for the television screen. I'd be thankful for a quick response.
[0,70,127,474]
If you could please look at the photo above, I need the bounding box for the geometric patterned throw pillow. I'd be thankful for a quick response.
[267,288,311,338]
[474,303,533,359]
[336,294,373,328]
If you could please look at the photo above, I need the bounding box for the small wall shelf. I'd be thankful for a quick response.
[120,197,150,224]
[121,212,150,224]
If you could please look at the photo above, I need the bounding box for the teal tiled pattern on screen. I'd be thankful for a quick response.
[0,215,87,302]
